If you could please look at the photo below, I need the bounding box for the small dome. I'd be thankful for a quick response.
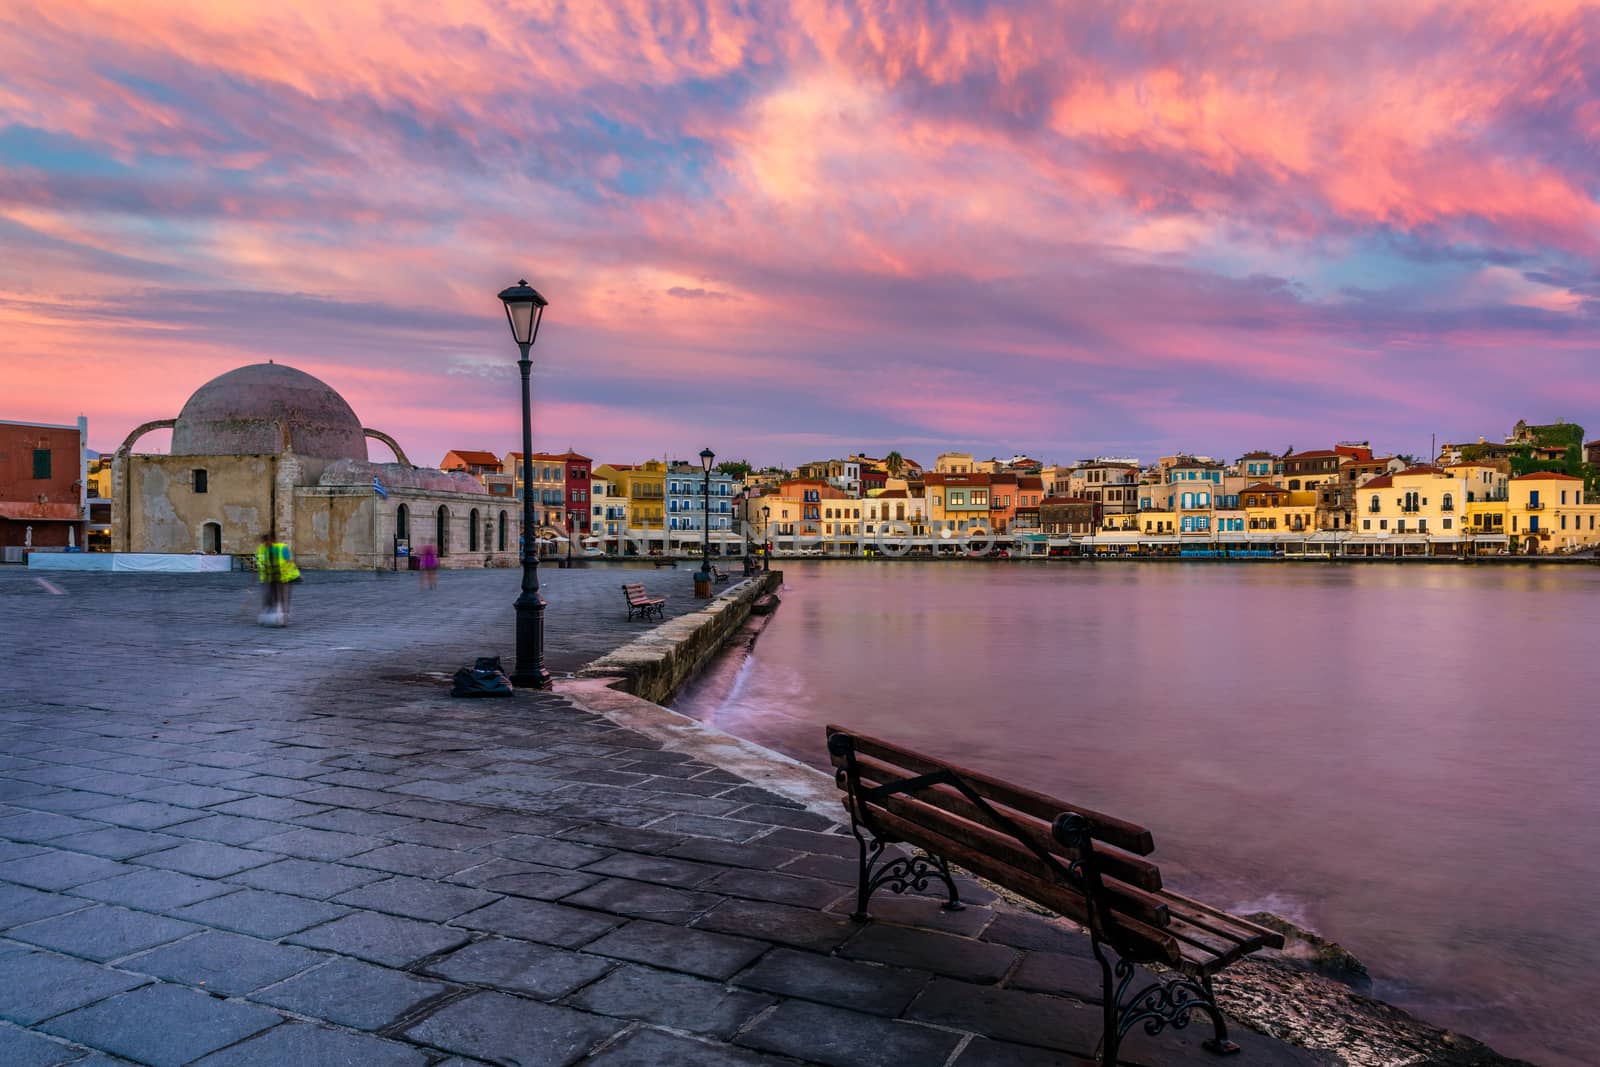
[171,363,368,459]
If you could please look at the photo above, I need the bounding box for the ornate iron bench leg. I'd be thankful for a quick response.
[844,825,964,922]
[1093,944,1238,1063]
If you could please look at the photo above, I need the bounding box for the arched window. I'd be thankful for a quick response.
[1369,494,1379,513]
[436,506,450,556]
[498,510,507,552]
[395,503,409,540]
[1442,493,1454,512]
[469,508,480,551]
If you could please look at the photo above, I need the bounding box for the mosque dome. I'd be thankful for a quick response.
[170,363,368,459]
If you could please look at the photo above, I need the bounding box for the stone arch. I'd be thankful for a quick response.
[115,418,178,459]
[363,428,412,467]
[113,418,178,550]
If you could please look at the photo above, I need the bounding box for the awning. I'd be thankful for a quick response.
[0,502,81,522]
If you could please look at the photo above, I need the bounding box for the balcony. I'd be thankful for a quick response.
[1526,502,1544,510]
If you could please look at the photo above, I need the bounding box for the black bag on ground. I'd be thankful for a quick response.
[452,660,514,698]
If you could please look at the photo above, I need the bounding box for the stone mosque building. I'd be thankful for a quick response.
[112,363,518,569]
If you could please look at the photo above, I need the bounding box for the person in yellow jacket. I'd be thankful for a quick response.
[256,532,300,626]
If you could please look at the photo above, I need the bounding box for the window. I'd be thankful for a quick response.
[436,506,450,555]
[32,449,51,479]
[396,504,409,540]
[1380,519,1388,530]
[193,469,208,493]
[1444,518,1452,530]
[470,508,482,551]
[499,511,507,551]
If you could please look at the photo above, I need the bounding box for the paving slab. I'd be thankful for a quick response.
[422,936,616,1000]
[171,887,351,938]
[38,983,282,1067]
[286,909,470,967]
[7,905,199,963]
[122,929,325,995]
[0,949,150,1025]
[733,947,930,1016]
[565,962,772,1037]
[451,896,622,948]
[403,990,623,1065]
[247,957,452,1029]
[736,998,963,1067]
[584,919,769,979]
[191,1021,433,1066]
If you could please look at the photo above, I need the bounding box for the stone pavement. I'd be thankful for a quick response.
[0,565,1329,1066]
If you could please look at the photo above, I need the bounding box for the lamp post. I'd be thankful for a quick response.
[698,447,715,590]
[761,504,771,572]
[498,279,552,690]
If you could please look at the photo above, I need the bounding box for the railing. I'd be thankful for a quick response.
[1526,502,1544,510]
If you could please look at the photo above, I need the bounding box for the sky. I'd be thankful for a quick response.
[2,1,1598,469]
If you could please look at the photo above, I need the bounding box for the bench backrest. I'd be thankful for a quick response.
[622,583,653,604]
[826,724,1179,965]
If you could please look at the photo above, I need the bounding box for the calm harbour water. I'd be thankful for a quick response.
[673,561,1600,1067]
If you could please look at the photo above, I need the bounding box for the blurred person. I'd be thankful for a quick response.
[256,532,299,625]
[417,541,439,590]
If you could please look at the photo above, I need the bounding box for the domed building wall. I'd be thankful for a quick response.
[115,362,518,569]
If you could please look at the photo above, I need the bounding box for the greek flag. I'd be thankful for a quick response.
[373,476,388,499]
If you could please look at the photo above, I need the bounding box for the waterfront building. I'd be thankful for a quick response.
[665,460,735,552]
[1354,467,1466,554]
[1236,451,1282,481]
[861,489,927,537]
[86,453,112,551]
[1283,449,1344,492]
[439,449,502,477]
[1,416,88,556]
[859,466,887,495]
[111,363,511,568]
[924,472,992,531]
[1241,482,1314,534]
[1060,459,1141,516]
[988,472,1018,532]
[605,461,665,546]
[590,475,628,544]
[1505,472,1600,553]
[1038,496,1097,535]
[933,452,975,474]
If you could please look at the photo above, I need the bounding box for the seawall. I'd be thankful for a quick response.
[576,570,782,704]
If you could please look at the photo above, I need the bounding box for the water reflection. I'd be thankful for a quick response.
[675,561,1600,1067]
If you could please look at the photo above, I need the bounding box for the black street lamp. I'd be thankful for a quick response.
[498,279,552,690]
[761,504,771,572]
[698,447,715,589]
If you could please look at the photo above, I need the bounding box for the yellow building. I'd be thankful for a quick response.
[1241,482,1315,534]
[593,461,665,536]
[1505,472,1600,553]
[933,452,974,474]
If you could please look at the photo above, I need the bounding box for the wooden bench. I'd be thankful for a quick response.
[826,725,1283,1065]
[710,565,731,583]
[621,583,666,621]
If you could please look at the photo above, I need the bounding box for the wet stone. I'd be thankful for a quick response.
[0,850,133,891]
[905,977,1104,1051]
[0,949,151,1025]
[136,841,279,878]
[404,990,622,1067]
[982,912,1094,957]
[286,910,470,967]
[565,962,773,1037]
[450,859,602,901]
[580,851,723,888]
[737,998,963,1067]
[248,957,451,1030]
[39,982,282,1067]
[225,857,388,899]
[71,867,237,911]
[0,1024,98,1067]
[842,921,1018,983]
[7,904,199,962]
[246,827,382,862]
[585,1028,794,1067]
[124,929,325,995]
[451,897,622,948]
[0,883,93,930]
[561,876,724,924]
[49,826,185,861]
[422,936,616,1000]
[585,919,768,980]
[692,897,860,953]
[1008,950,1109,1000]
[734,947,930,1017]
[190,1021,432,1067]
[701,867,848,909]
[345,842,484,878]
[172,887,351,938]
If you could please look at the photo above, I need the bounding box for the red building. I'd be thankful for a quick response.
[1,417,87,554]
[560,451,592,534]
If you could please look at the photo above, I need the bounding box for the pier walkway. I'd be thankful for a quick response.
[0,564,1328,1065]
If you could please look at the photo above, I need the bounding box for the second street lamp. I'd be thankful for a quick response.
[698,447,715,591]
[761,504,771,572]
[498,278,552,690]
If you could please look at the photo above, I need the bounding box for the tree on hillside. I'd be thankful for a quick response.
[885,451,904,477]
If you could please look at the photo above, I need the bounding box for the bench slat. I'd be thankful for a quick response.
[847,799,1180,966]
[836,750,1162,892]
[829,724,1154,856]
[843,779,1169,930]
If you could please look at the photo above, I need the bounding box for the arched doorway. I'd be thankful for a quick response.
[201,522,221,554]
[436,506,450,556]
[395,503,409,540]
[498,510,507,552]
[469,508,480,552]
